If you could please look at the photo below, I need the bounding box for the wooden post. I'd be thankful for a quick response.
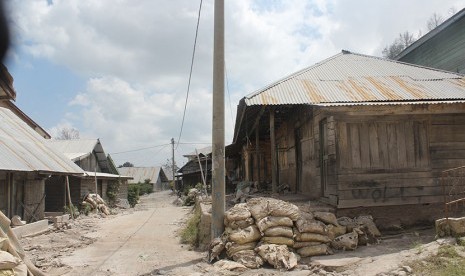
[196,149,207,195]
[66,176,74,220]
[94,167,98,195]
[255,126,260,187]
[270,109,277,193]
[7,172,11,218]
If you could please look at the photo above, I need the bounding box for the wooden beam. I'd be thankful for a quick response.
[248,106,266,138]
[255,126,260,186]
[270,109,277,193]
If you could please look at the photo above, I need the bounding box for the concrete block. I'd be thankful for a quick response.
[12,219,48,239]
[52,214,70,227]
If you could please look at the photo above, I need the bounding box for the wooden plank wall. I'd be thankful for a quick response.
[337,112,465,208]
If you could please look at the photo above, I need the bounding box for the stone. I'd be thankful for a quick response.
[402,265,412,273]
[435,217,465,237]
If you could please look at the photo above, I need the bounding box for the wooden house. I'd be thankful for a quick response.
[232,51,465,226]
[178,147,212,191]
[46,139,131,211]
[0,65,84,221]
[118,166,170,191]
[396,8,465,74]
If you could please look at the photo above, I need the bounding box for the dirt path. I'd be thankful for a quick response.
[61,191,203,276]
[20,191,443,276]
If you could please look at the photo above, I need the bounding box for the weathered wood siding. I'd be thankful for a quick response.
[335,104,465,208]
[397,14,465,74]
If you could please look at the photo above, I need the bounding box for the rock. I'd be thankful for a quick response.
[436,217,465,237]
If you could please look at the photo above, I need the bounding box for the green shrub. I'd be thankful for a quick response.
[138,182,153,195]
[106,180,121,207]
[180,209,201,247]
[128,184,140,207]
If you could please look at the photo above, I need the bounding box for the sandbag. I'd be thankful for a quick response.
[337,217,358,232]
[231,250,264,269]
[255,244,298,270]
[256,216,293,233]
[208,237,226,262]
[297,244,332,257]
[355,216,381,237]
[331,230,358,250]
[228,225,261,244]
[13,263,27,276]
[293,241,323,249]
[314,211,338,226]
[226,242,256,257]
[299,211,314,221]
[261,236,294,247]
[327,224,347,240]
[227,218,255,230]
[247,198,300,221]
[0,270,14,276]
[0,251,20,270]
[225,203,252,223]
[213,260,248,272]
[263,226,293,238]
[295,219,327,234]
[295,232,330,243]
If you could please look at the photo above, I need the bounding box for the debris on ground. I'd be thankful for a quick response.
[210,196,382,271]
[0,211,46,276]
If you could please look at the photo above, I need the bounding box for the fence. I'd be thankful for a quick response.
[441,165,465,219]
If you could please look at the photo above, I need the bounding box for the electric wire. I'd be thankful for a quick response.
[225,62,235,128]
[176,0,203,150]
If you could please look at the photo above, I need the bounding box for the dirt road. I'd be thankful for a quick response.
[20,190,444,276]
[62,191,203,276]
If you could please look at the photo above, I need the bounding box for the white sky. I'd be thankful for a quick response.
[5,0,465,167]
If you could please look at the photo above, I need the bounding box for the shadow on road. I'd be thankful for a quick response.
[140,257,205,275]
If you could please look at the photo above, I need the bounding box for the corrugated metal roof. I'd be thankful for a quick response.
[48,139,99,160]
[117,167,168,184]
[0,107,85,174]
[245,51,465,106]
[82,171,133,180]
[48,139,110,171]
[183,146,212,157]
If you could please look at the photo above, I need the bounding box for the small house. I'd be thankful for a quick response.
[118,166,170,191]
[232,51,465,226]
[46,139,131,211]
[178,147,212,191]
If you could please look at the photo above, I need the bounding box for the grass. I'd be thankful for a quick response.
[180,209,201,247]
[408,244,465,276]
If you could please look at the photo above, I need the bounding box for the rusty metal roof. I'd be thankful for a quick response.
[117,167,168,184]
[245,51,465,106]
[0,107,85,174]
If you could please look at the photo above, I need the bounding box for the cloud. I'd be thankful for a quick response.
[7,0,465,166]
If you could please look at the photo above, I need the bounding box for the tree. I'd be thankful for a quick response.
[118,161,134,168]
[427,13,444,31]
[382,31,416,59]
[55,127,80,140]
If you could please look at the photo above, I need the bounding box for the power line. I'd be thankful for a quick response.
[225,62,235,128]
[176,0,203,150]
[110,143,170,155]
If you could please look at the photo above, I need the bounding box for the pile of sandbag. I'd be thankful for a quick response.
[223,203,262,268]
[213,197,382,270]
[82,193,110,215]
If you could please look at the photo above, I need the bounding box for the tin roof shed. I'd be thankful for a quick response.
[0,107,84,174]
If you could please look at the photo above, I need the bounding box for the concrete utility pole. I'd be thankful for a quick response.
[171,138,176,193]
[211,0,225,240]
